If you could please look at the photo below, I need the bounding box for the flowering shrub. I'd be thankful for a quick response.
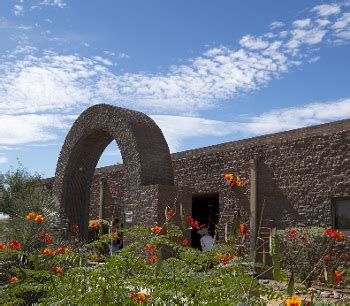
[277,227,348,287]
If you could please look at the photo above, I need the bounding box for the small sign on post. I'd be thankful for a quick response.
[125,212,133,223]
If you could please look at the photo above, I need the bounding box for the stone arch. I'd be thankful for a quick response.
[54,104,175,239]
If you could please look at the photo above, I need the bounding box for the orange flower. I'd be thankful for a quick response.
[138,292,146,302]
[150,226,162,233]
[26,212,36,221]
[56,247,67,254]
[220,254,237,266]
[240,224,246,234]
[55,267,63,273]
[183,239,189,246]
[130,292,136,299]
[149,255,158,263]
[40,248,55,255]
[9,240,21,250]
[35,214,44,222]
[167,209,175,219]
[146,244,156,251]
[335,271,343,283]
[9,277,19,283]
[285,295,301,306]
[51,266,63,273]
[0,243,4,251]
[324,255,331,261]
[89,220,99,228]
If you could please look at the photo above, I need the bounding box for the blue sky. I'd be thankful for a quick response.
[0,0,350,178]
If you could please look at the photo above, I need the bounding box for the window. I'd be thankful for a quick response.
[332,198,350,230]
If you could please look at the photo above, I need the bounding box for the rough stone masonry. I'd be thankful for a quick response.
[46,104,350,241]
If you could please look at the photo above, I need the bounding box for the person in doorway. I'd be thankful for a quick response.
[109,218,122,254]
[198,227,214,251]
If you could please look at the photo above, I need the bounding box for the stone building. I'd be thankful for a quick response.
[47,116,349,243]
[47,105,350,246]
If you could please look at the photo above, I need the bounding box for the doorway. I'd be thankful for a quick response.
[191,193,219,249]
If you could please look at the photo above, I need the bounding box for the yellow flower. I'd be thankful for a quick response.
[285,295,301,306]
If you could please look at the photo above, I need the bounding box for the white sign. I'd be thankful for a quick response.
[125,212,133,223]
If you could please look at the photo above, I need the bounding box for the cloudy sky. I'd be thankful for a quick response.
[0,0,350,177]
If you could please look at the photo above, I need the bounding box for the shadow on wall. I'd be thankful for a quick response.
[258,161,307,229]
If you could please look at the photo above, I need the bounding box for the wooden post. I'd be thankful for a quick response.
[99,177,106,235]
[249,159,258,259]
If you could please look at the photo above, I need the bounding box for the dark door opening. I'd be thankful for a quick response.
[191,193,219,249]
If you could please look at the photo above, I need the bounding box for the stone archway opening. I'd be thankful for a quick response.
[54,104,177,239]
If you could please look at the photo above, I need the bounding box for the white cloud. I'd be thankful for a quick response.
[14,4,24,16]
[309,56,320,63]
[293,18,311,28]
[150,98,350,151]
[0,17,32,30]
[0,156,9,164]
[151,115,234,151]
[93,56,113,66]
[245,98,350,135]
[270,21,285,29]
[239,35,270,49]
[312,4,341,16]
[2,0,349,118]
[39,0,66,8]
[0,114,70,145]
[286,28,326,49]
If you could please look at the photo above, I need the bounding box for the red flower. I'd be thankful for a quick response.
[56,247,68,254]
[183,239,189,246]
[325,228,334,236]
[149,255,158,263]
[39,231,52,244]
[0,243,4,251]
[186,216,193,224]
[9,240,21,250]
[289,229,297,238]
[324,255,331,261]
[130,292,136,299]
[335,271,343,283]
[240,224,246,234]
[9,276,19,283]
[300,234,306,241]
[167,209,175,219]
[191,220,200,229]
[150,226,162,233]
[325,228,344,240]
[146,244,156,251]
